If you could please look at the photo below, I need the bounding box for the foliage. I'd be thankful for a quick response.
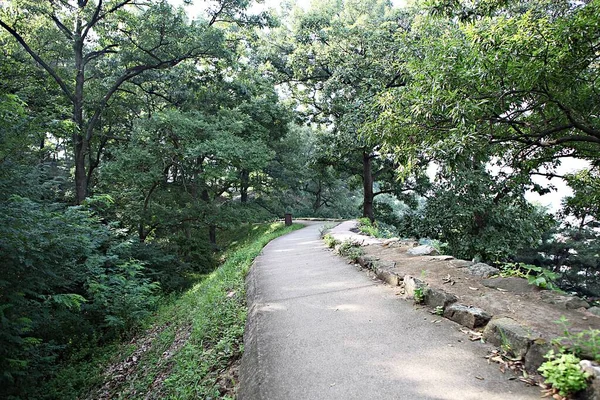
[357,217,399,239]
[323,233,340,248]
[552,317,600,362]
[336,240,364,262]
[397,165,554,262]
[43,222,302,399]
[413,287,425,304]
[499,263,561,291]
[538,350,590,397]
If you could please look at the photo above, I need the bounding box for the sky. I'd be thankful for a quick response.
[169,0,586,213]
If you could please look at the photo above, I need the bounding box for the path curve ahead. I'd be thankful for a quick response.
[239,222,540,400]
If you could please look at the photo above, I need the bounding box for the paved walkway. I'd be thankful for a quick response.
[239,222,540,400]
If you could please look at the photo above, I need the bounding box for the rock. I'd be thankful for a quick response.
[428,255,455,261]
[589,307,600,316]
[483,317,538,358]
[424,287,458,309]
[407,245,439,256]
[404,275,426,298]
[540,292,590,310]
[448,259,474,269]
[467,263,500,278]
[580,360,600,378]
[376,269,400,286]
[482,277,537,294]
[443,304,491,329]
[381,238,400,246]
[579,361,600,400]
[524,338,554,372]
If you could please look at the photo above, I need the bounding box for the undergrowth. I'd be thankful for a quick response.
[43,222,303,400]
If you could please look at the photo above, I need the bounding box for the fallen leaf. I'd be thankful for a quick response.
[469,287,479,291]
[475,376,484,380]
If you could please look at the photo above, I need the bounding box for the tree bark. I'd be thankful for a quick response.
[362,151,375,222]
[240,169,249,203]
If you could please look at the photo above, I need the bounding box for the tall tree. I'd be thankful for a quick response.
[0,0,248,203]
[263,0,414,221]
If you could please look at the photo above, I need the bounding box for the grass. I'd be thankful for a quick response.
[44,222,303,400]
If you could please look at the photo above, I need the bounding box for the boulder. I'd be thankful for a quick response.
[482,277,537,294]
[404,275,426,299]
[407,245,439,256]
[524,338,554,372]
[467,263,500,278]
[425,287,458,309]
[483,317,538,358]
[589,307,600,317]
[448,259,474,269]
[443,304,491,329]
[540,292,590,310]
[428,255,455,261]
[579,361,600,400]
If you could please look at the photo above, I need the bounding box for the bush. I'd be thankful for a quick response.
[538,351,590,396]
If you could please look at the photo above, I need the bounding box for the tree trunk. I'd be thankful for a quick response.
[240,169,249,203]
[362,151,375,222]
[313,179,322,212]
[73,31,87,204]
[209,224,216,246]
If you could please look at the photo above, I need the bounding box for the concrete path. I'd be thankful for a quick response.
[239,222,540,400]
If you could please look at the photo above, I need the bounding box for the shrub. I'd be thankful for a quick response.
[538,351,590,396]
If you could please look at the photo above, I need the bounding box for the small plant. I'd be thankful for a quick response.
[337,240,364,262]
[553,317,600,362]
[499,263,561,291]
[538,350,590,397]
[323,234,340,249]
[433,306,444,315]
[319,222,338,238]
[413,286,425,304]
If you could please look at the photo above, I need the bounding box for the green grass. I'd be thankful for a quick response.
[44,222,303,400]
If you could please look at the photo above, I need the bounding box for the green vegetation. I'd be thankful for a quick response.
[323,234,340,249]
[499,263,561,291]
[553,317,600,362]
[413,287,425,305]
[44,222,302,399]
[2,0,600,396]
[337,240,365,263]
[539,351,590,397]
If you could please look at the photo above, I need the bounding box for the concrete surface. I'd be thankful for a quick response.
[239,222,541,400]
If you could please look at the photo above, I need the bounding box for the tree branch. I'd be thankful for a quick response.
[0,19,75,102]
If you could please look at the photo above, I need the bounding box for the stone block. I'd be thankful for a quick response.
[404,275,426,299]
[424,287,458,309]
[483,317,538,359]
[407,245,439,256]
[524,338,554,372]
[482,277,537,294]
[467,263,500,278]
[589,307,600,317]
[540,292,590,309]
[443,304,491,329]
[376,269,400,286]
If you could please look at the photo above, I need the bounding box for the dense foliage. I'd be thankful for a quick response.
[1,0,600,397]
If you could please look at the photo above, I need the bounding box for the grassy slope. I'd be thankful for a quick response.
[45,222,303,400]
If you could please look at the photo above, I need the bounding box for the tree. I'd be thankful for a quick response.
[263,0,416,221]
[374,0,600,176]
[0,0,245,203]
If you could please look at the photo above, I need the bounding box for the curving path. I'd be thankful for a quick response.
[239,222,540,400]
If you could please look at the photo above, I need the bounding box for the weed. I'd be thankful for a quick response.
[413,287,425,304]
[433,306,444,316]
[319,222,338,238]
[552,316,600,362]
[323,234,340,248]
[499,263,561,291]
[337,240,364,262]
[538,350,590,396]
